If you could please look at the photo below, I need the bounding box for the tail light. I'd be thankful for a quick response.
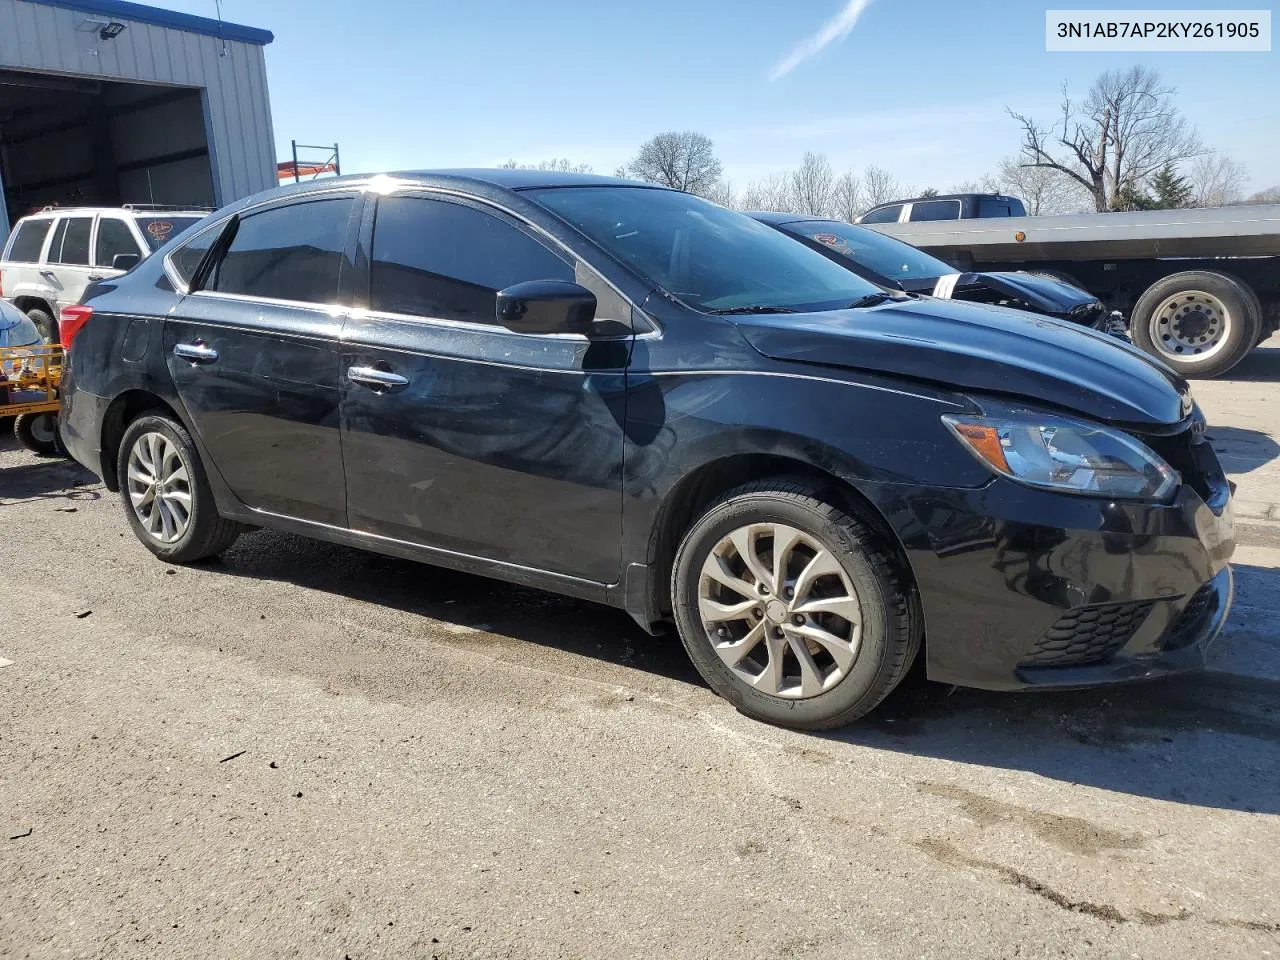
[59,305,94,349]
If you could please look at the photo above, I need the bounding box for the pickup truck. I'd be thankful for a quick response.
[857,193,1027,225]
[862,195,1280,378]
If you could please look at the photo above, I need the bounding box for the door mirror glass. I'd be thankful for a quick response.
[496,280,596,335]
[112,253,141,271]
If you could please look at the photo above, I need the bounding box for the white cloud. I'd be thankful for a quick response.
[768,0,875,81]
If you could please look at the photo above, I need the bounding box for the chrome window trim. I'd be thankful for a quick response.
[343,306,634,345]
[161,179,661,340]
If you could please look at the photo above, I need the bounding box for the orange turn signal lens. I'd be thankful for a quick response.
[947,421,1010,473]
[1014,231,1026,242]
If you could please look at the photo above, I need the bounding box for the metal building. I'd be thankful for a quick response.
[0,0,276,238]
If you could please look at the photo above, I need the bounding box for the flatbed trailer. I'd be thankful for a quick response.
[865,203,1280,378]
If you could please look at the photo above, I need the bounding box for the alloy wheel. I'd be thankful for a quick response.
[698,522,863,699]
[126,431,193,544]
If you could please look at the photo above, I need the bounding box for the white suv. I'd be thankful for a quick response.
[0,205,209,342]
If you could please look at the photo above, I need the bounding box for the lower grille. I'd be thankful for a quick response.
[1164,581,1219,650]
[1020,601,1155,667]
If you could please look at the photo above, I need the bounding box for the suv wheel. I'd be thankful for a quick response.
[26,306,57,344]
[117,413,244,562]
[671,479,920,729]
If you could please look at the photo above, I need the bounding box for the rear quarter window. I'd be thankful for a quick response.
[908,200,962,222]
[978,198,1025,218]
[4,219,53,263]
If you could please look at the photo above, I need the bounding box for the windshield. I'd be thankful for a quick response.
[529,187,881,313]
[136,216,204,251]
[782,220,954,283]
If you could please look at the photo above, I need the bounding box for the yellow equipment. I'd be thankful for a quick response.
[0,344,63,456]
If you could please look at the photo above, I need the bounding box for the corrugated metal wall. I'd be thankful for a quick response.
[0,0,275,206]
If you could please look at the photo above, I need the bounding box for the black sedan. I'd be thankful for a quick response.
[59,171,1233,729]
[750,211,1126,335]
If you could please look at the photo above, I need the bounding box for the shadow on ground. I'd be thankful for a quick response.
[1208,425,1280,474]
[207,526,1279,815]
[1220,342,1280,383]
[0,440,99,504]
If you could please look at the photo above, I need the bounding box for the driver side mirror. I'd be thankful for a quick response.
[496,280,596,335]
[112,253,141,271]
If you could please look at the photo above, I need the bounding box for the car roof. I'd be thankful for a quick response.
[868,193,1021,207]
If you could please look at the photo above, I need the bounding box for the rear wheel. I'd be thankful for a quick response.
[1130,271,1260,378]
[117,413,244,562]
[14,412,60,456]
[25,306,57,344]
[671,479,920,730]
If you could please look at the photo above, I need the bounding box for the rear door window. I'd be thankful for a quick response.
[207,197,355,305]
[4,219,53,263]
[52,217,93,265]
[370,195,574,325]
[859,205,903,224]
[95,218,142,267]
[908,200,962,222]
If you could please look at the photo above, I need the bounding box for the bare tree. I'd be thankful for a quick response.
[500,158,593,173]
[993,156,1091,215]
[1188,154,1248,207]
[862,164,902,207]
[1247,185,1280,204]
[789,152,836,216]
[830,170,863,222]
[1009,66,1204,212]
[704,179,737,208]
[625,131,724,196]
[741,173,795,212]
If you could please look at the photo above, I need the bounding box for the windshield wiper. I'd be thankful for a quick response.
[846,292,902,309]
[705,305,799,315]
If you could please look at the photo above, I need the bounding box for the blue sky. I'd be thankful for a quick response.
[170,0,1277,193]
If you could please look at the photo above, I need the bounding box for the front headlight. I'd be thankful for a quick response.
[943,411,1178,500]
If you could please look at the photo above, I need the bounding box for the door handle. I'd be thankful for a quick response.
[87,275,105,282]
[347,365,409,391]
[174,342,219,364]
[40,270,58,283]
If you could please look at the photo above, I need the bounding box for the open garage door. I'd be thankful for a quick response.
[0,69,215,236]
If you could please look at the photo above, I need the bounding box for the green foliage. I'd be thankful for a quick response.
[1148,163,1193,209]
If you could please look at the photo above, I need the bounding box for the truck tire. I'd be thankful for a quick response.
[25,306,58,344]
[1130,271,1261,379]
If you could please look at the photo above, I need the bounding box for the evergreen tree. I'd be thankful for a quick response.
[1149,163,1194,209]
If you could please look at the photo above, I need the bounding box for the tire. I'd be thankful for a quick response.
[25,306,58,344]
[14,412,60,456]
[1130,271,1260,378]
[671,478,921,730]
[116,413,244,563]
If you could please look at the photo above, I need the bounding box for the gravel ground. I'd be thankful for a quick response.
[1,346,1279,959]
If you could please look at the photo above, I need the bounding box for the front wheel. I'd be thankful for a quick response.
[117,413,245,562]
[671,479,920,730]
[1130,271,1260,378]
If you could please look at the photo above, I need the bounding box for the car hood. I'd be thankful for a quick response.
[732,297,1189,428]
[899,270,1101,316]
